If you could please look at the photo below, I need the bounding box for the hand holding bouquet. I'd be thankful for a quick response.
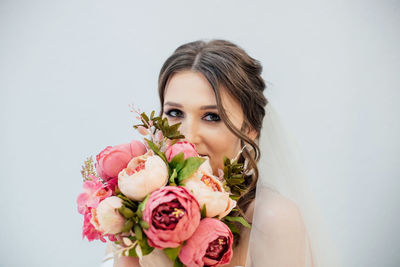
[77,109,251,267]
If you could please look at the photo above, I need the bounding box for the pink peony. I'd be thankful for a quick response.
[82,209,106,242]
[118,150,168,201]
[165,141,198,161]
[142,186,201,248]
[95,140,147,181]
[105,177,118,194]
[179,218,233,267]
[77,176,113,242]
[183,171,236,219]
[81,208,117,242]
[93,196,126,234]
[77,175,112,215]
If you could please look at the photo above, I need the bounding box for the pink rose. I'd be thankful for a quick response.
[142,186,201,248]
[179,218,233,267]
[165,141,198,161]
[95,140,147,181]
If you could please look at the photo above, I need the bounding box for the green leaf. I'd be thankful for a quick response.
[227,177,244,185]
[169,152,185,173]
[168,123,181,133]
[139,220,149,230]
[121,219,134,233]
[223,156,231,166]
[173,257,184,267]
[136,112,185,143]
[229,195,240,201]
[128,245,138,258]
[137,194,149,219]
[145,138,169,167]
[141,194,150,211]
[169,168,178,185]
[117,194,138,210]
[138,236,154,256]
[224,221,240,235]
[177,157,206,182]
[164,246,181,262]
[145,138,160,153]
[118,206,135,219]
[224,216,252,228]
[141,112,150,123]
[200,204,207,218]
[222,154,246,199]
[134,224,143,241]
[133,123,145,129]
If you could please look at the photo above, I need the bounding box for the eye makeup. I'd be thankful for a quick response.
[164,109,221,123]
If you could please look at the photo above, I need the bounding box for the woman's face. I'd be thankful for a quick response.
[162,70,248,175]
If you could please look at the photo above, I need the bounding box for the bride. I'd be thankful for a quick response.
[108,39,331,267]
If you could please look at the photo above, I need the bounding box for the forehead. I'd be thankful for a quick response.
[164,70,216,106]
[163,71,242,114]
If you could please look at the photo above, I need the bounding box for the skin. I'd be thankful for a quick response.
[162,70,257,175]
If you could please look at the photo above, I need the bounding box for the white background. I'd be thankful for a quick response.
[1,0,399,266]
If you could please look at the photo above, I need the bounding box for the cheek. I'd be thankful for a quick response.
[205,127,240,168]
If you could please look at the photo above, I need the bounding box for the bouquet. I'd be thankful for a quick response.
[77,109,251,267]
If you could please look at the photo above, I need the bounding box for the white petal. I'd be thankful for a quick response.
[135,245,143,260]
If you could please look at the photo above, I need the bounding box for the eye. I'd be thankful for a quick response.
[203,112,221,122]
[164,109,183,118]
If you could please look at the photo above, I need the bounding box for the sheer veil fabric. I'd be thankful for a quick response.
[246,103,339,267]
[104,103,339,267]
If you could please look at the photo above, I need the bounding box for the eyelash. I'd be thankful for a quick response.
[164,109,221,122]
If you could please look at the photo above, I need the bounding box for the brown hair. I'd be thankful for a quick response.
[158,39,268,218]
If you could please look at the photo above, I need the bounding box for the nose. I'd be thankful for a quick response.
[180,116,201,146]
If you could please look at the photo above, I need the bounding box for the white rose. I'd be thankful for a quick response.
[183,172,236,219]
[95,196,125,234]
[118,150,168,201]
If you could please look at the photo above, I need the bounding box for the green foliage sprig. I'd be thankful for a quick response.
[115,192,154,257]
[223,156,246,200]
[133,110,185,142]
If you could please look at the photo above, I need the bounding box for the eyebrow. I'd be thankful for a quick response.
[164,101,218,110]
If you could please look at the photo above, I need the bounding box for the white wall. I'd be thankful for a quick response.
[1,0,399,266]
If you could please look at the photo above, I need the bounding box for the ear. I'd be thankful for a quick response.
[247,128,258,141]
[242,122,258,141]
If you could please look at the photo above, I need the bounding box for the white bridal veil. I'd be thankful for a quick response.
[247,103,339,267]
[103,103,339,267]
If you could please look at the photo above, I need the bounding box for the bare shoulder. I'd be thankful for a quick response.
[252,187,306,235]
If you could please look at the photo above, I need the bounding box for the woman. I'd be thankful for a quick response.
[111,39,318,267]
